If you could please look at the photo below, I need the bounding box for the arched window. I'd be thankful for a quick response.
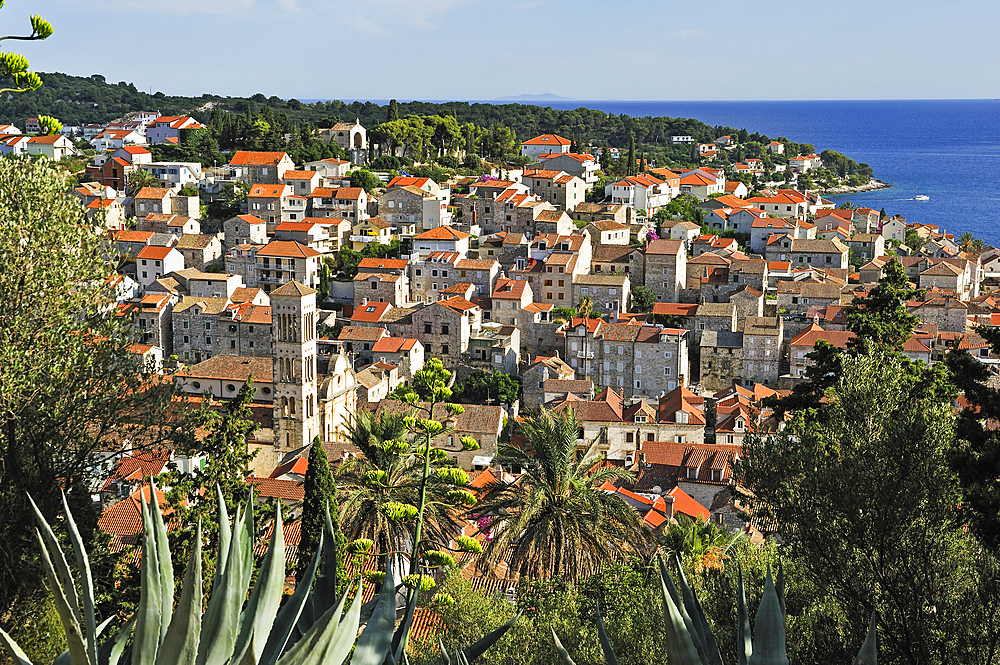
[280,396,288,418]
[290,397,296,415]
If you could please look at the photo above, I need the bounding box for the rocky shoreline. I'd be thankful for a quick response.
[820,179,893,195]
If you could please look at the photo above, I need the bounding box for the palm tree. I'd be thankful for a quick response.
[336,409,467,566]
[577,296,593,319]
[657,514,746,573]
[125,167,157,195]
[475,407,649,582]
[958,231,976,253]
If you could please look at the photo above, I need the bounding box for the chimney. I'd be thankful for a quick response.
[361,297,368,306]
[664,495,675,519]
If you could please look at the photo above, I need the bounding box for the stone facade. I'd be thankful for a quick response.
[172,296,272,364]
[224,214,268,248]
[409,297,482,370]
[699,331,744,391]
[644,239,687,302]
[572,274,630,317]
[740,316,784,387]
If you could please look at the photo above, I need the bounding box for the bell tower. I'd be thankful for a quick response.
[270,281,319,451]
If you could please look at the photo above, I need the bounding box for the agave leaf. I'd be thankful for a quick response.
[276,579,362,665]
[748,566,788,665]
[658,558,704,664]
[214,486,231,590]
[462,612,519,663]
[675,556,722,665]
[0,627,33,665]
[391,586,421,663]
[658,563,704,665]
[260,534,324,665]
[775,558,786,619]
[98,615,137,665]
[35,527,91,665]
[550,629,577,665]
[312,503,340,615]
[197,497,251,665]
[595,601,619,665]
[60,492,99,665]
[737,566,752,665]
[240,489,256,592]
[155,521,203,665]
[233,503,287,665]
[133,491,163,665]
[852,611,878,665]
[148,478,174,644]
[351,556,398,665]
[55,617,116,665]
[439,641,451,665]
[27,497,82,632]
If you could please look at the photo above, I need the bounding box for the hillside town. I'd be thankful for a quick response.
[4,110,979,564]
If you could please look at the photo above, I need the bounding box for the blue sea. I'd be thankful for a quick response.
[527,100,1000,245]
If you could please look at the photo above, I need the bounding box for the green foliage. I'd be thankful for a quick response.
[0,8,53,95]
[349,168,381,193]
[741,350,1000,664]
[0,158,171,660]
[475,409,648,582]
[178,185,199,197]
[656,515,746,574]
[845,256,923,352]
[630,285,658,313]
[652,194,704,226]
[455,370,521,406]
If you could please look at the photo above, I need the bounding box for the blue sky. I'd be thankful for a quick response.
[13,0,1000,101]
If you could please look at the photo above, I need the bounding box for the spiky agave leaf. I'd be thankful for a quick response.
[276,579,363,665]
[775,558,786,619]
[97,615,136,665]
[53,617,115,665]
[312,502,342,615]
[155,521,203,665]
[233,503,286,665]
[595,601,619,665]
[197,495,252,665]
[658,560,703,665]
[658,558,705,664]
[852,612,878,665]
[260,533,323,665]
[132,492,162,665]
[675,556,723,665]
[551,629,577,665]
[391,586,421,664]
[748,566,788,665]
[148,478,174,645]
[59,492,99,665]
[0,627,33,665]
[351,556,397,664]
[737,566,752,665]
[461,612,520,663]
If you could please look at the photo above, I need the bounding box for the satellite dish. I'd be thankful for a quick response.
[652,486,662,494]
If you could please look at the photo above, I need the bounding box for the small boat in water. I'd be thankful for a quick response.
[914,195,929,201]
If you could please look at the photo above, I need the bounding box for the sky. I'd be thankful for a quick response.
[11,0,1000,102]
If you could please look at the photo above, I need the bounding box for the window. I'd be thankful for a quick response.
[636,350,642,359]
[441,324,449,335]
[609,288,616,295]
[415,268,422,276]
[424,323,432,333]
[726,435,734,444]
[183,321,189,329]
[665,351,672,358]
[371,281,378,290]
[581,287,588,295]
[205,336,211,344]
[558,293,564,300]
[141,259,147,266]
[558,280,564,287]
[647,433,655,441]
[617,346,624,355]
[432,283,438,290]
[617,362,624,372]
[442,270,449,278]
[442,344,449,355]
[635,365,641,374]
[635,380,641,388]
[183,335,189,343]
[205,323,212,330]
[664,367,671,375]
[545,279,553,286]
[432,269,439,277]
[626,432,634,443]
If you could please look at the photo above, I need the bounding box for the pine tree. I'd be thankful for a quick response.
[296,437,347,588]
[387,98,399,123]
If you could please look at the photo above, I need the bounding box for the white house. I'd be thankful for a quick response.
[140,162,203,188]
[521,134,572,158]
[91,129,145,151]
[605,174,675,212]
[146,116,203,144]
[135,245,184,288]
[0,134,30,156]
[26,134,75,161]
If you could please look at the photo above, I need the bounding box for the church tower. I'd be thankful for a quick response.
[270,281,319,451]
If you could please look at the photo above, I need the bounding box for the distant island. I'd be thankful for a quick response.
[497,93,575,101]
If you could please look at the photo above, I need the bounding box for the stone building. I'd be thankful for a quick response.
[741,316,784,387]
[776,281,843,318]
[224,214,268,248]
[643,239,687,302]
[371,336,425,381]
[175,234,223,271]
[117,292,176,357]
[410,296,483,370]
[228,151,295,184]
[171,296,272,363]
[693,302,737,344]
[410,252,461,304]
[522,169,586,211]
[521,354,577,408]
[353,271,409,306]
[491,278,533,327]
[699,331,744,391]
[572,274,630,317]
[225,244,264,288]
[255,240,322,293]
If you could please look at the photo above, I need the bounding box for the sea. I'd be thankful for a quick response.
[526,99,1000,245]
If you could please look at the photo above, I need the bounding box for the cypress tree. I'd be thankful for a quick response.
[387,98,399,122]
[627,133,636,176]
[296,437,347,586]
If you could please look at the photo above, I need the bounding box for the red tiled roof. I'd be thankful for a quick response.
[371,337,418,353]
[414,226,470,241]
[229,151,289,166]
[351,301,393,323]
[136,245,174,260]
[257,240,321,258]
[667,486,710,520]
[522,134,571,146]
[248,476,305,501]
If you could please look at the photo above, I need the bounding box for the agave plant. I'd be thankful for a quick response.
[0,478,514,665]
[553,557,878,665]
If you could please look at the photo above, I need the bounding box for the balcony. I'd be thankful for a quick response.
[576,351,595,359]
[351,235,378,243]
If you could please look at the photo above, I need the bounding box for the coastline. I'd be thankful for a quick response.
[819,179,892,195]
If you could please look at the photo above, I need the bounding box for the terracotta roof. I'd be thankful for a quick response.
[136,245,175,260]
[248,184,287,198]
[351,301,393,322]
[135,187,172,199]
[522,134,571,146]
[789,323,855,348]
[414,226,470,241]
[668,486,710,520]
[271,455,309,479]
[229,151,289,166]
[652,303,698,317]
[455,259,499,270]
[491,278,529,300]
[100,449,172,492]
[97,486,169,552]
[371,337,418,353]
[177,355,273,383]
[338,326,388,342]
[247,477,304,501]
[645,239,685,255]
[257,240,321,259]
[358,258,409,271]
